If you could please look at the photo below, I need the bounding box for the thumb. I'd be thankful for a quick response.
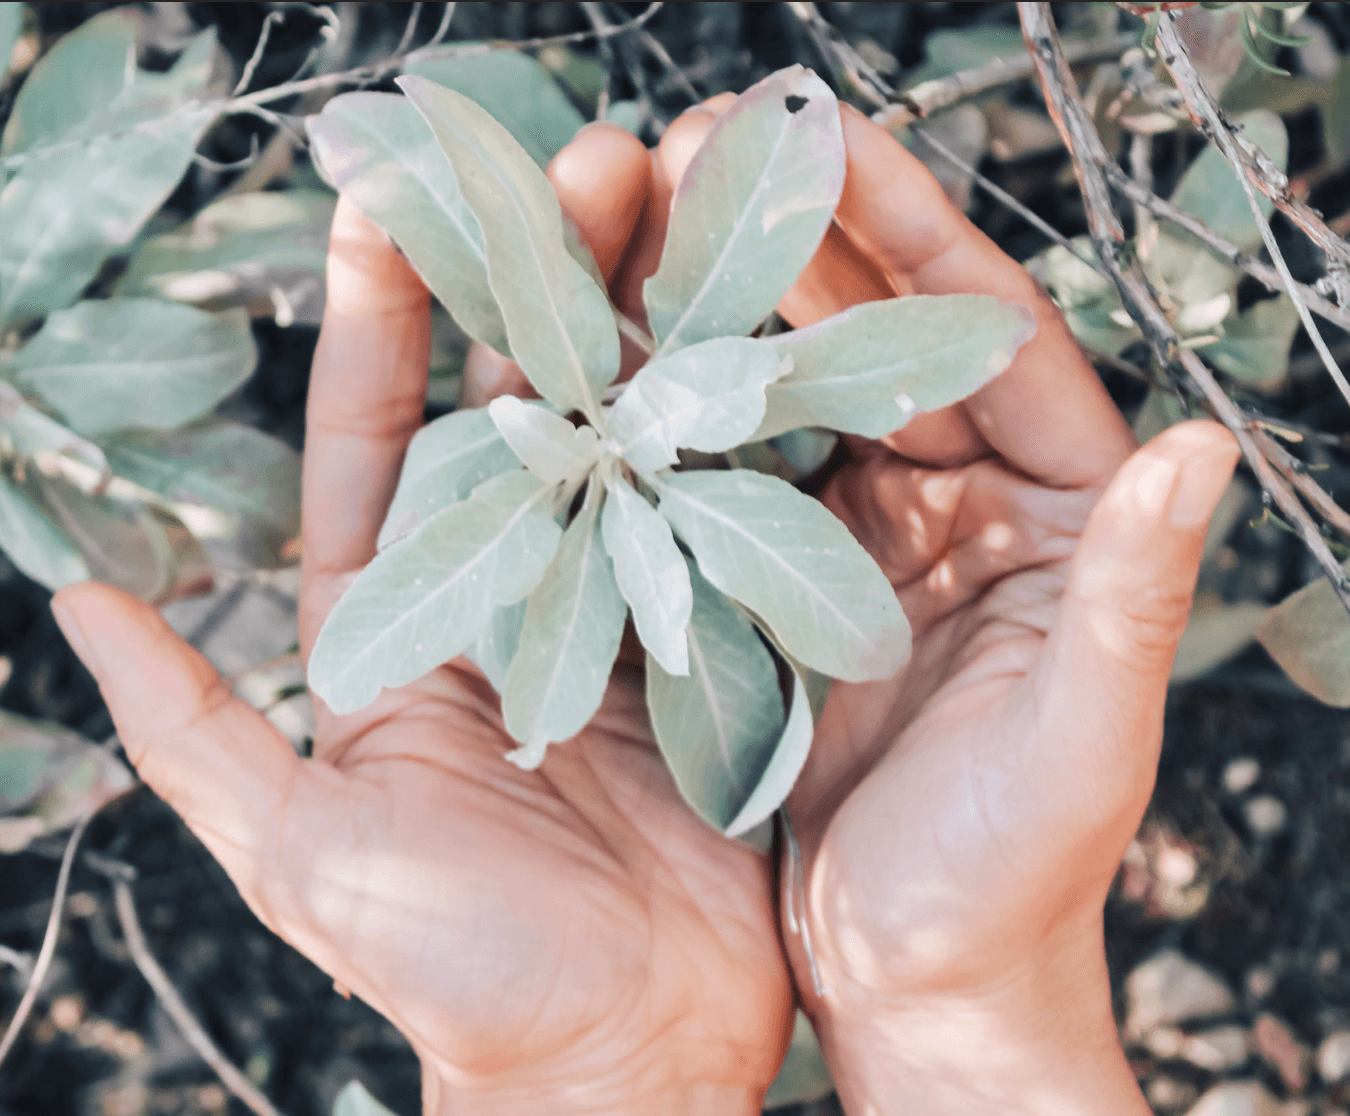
[50,582,310,910]
[1034,420,1240,791]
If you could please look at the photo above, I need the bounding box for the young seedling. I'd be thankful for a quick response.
[305,65,1034,836]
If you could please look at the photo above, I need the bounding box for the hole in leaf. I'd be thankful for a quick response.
[784,95,809,114]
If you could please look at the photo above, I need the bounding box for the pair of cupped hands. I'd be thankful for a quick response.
[52,99,1239,1115]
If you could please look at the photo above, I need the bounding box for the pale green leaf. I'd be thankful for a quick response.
[606,100,645,136]
[0,5,23,85]
[903,26,1029,88]
[377,407,521,549]
[0,473,89,590]
[756,295,1035,440]
[763,1012,834,1109]
[769,429,837,477]
[1041,239,1138,356]
[397,75,618,418]
[1203,295,1300,388]
[488,396,599,483]
[1257,566,1350,706]
[602,476,691,675]
[403,48,584,168]
[607,337,783,471]
[645,558,784,829]
[466,599,526,693]
[1168,110,1288,251]
[306,93,508,352]
[654,469,910,682]
[100,420,301,568]
[2,8,135,155]
[643,66,845,356]
[309,470,561,715]
[13,301,256,436]
[0,711,135,854]
[0,382,108,474]
[118,189,335,326]
[0,105,216,323]
[501,483,626,767]
[332,1081,399,1116]
[1172,596,1267,682]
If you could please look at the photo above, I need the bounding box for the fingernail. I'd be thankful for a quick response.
[51,598,102,679]
[1131,454,1180,518]
[1170,444,1238,529]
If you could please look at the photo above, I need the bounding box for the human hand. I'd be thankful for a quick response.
[770,110,1237,1112]
[49,124,793,1116]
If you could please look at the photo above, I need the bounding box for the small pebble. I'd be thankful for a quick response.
[1147,1026,1187,1058]
[1317,1030,1350,1084]
[1158,846,1199,887]
[1244,795,1288,837]
[1126,950,1237,1040]
[1150,1076,1198,1110]
[1183,1026,1251,1073]
[1183,1081,1280,1116]
[1247,966,1277,1001]
[1254,1014,1310,1093]
[1223,757,1262,794]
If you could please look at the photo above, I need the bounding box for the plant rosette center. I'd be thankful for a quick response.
[304,63,1035,837]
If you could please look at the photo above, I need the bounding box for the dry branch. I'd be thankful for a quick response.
[113,878,286,1116]
[1018,1,1350,616]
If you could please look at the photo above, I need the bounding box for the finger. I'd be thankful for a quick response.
[548,122,652,281]
[459,343,534,409]
[1034,421,1239,810]
[302,197,431,654]
[50,584,322,920]
[834,106,1136,488]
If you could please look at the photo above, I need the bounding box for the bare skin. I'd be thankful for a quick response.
[53,106,1238,1115]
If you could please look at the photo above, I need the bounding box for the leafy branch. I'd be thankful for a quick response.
[1018,1,1350,618]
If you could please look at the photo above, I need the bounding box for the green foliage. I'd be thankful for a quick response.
[308,66,1032,831]
[332,1081,399,1116]
[0,14,304,599]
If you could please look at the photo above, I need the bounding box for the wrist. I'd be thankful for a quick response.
[419,1062,765,1116]
[805,913,1149,1116]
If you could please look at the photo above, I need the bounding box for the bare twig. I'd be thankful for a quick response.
[1254,429,1350,542]
[786,1,897,111]
[1102,164,1350,334]
[1128,130,1155,255]
[908,124,1109,277]
[1019,1,1350,616]
[1154,14,1350,413]
[233,10,285,97]
[881,32,1139,129]
[394,2,424,57]
[635,25,700,104]
[427,4,456,50]
[581,3,661,120]
[0,815,91,1069]
[113,878,285,1116]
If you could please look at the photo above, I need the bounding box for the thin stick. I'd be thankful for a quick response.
[635,27,699,104]
[581,3,659,118]
[909,124,1109,277]
[233,10,285,97]
[1019,1,1350,617]
[0,815,91,1069]
[394,2,424,57]
[113,879,285,1116]
[1102,164,1350,334]
[1254,429,1350,542]
[427,3,455,50]
[779,811,826,998]
[1154,15,1350,414]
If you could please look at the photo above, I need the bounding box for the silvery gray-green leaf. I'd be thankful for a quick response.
[378,407,520,549]
[332,1081,398,1116]
[118,189,336,327]
[501,484,626,768]
[13,301,256,436]
[1258,565,1350,706]
[0,105,216,323]
[755,295,1035,440]
[306,93,509,353]
[403,48,585,168]
[0,5,23,86]
[100,420,301,567]
[488,395,599,484]
[645,558,784,830]
[1,8,135,155]
[725,668,813,837]
[655,469,910,682]
[606,337,783,472]
[0,383,108,475]
[466,599,526,693]
[0,474,89,591]
[397,75,618,419]
[1202,295,1300,389]
[602,476,691,675]
[763,1011,834,1110]
[1167,110,1287,250]
[769,429,838,478]
[642,66,845,356]
[309,470,562,715]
